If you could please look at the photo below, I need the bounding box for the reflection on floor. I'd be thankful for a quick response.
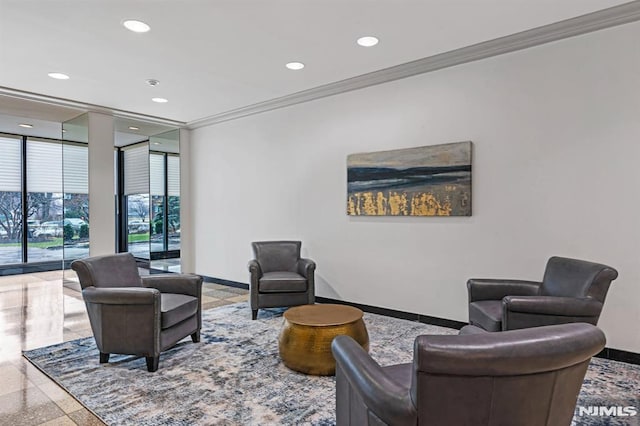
[150,258,182,273]
[0,269,248,426]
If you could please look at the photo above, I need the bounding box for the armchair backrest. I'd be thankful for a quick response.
[540,256,618,302]
[71,253,142,289]
[410,323,605,425]
[251,241,301,273]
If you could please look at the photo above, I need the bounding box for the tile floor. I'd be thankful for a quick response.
[0,269,248,426]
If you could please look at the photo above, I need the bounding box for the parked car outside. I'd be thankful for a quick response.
[26,219,41,238]
[128,221,150,234]
[63,218,88,231]
[34,221,63,238]
[27,219,41,228]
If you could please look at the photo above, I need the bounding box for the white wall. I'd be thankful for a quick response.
[190,22,640,353]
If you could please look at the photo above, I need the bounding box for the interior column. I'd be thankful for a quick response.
[179,128,194,273]
[88,112,115,256]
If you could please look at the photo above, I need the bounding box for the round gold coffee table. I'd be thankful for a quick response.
[278,304,369,376]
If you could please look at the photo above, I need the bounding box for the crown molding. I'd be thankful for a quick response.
[188,0,640,129]
[0,86,186,128]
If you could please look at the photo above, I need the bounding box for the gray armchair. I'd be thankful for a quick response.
[71,253,203,372]
[248,241,315,320]
[332,323,605,426]
[468,256,618,331]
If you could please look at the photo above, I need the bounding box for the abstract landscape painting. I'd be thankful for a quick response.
[347,141,472,216]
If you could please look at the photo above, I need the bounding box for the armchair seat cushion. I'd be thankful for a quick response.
[161,293,199,329]
[259,272,307,293]
[458,325,489,335]
[469,300,502,332]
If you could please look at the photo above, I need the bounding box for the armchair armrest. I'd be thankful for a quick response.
[331,335,417,425]
[82,286,160,305]
[504,296,603,317]
[247,259,262,278]
[467,279,541,302]
[141,274,202,297]
[297,258,316,278]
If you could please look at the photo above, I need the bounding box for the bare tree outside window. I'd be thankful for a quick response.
[130,198,149,222]
[0,192,23,241]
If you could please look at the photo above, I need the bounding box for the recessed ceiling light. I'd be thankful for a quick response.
[285,62,305,71]
[152,97,168,103]
[357,36,379,47]
[19,123,33,128]
[123,20,150,33]
[48,72,70,80]
[128,126,140,131]
[153,142,161,145]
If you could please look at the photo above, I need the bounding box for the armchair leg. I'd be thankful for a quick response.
[99,352,110,363]
[146,356,159,372]
[191,331,200,343]
[252,309,258,320]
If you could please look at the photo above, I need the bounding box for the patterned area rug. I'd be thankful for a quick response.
[23,303,640,425]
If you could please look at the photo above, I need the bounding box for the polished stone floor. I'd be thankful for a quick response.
[0,269,248,426]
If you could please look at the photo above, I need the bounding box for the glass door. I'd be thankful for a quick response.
[123,143,150,260]
[62,113,89,266]
[149,130,180,271]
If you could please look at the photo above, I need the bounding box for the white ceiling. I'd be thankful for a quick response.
[0,0,632,125]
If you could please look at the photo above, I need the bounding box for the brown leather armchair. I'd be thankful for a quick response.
[332,323,605,426]
[248,241,315,320]
[71,253,203,372]
[468,256,618,331]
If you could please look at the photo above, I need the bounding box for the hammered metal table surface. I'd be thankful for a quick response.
[278,304,369,376]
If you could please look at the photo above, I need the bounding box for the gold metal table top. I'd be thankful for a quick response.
[283,304,363,327]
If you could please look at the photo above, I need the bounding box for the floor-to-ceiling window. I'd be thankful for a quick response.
[0,134,24,265]
[166,154,181,251]
[123,142,150,259]
[62,142,90,260]
[149,152,165,254]
[148,129,180,271]
[0,133,89,271]
[26,138,63,263]
[114,126,180,269]
[150,151,181,255]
